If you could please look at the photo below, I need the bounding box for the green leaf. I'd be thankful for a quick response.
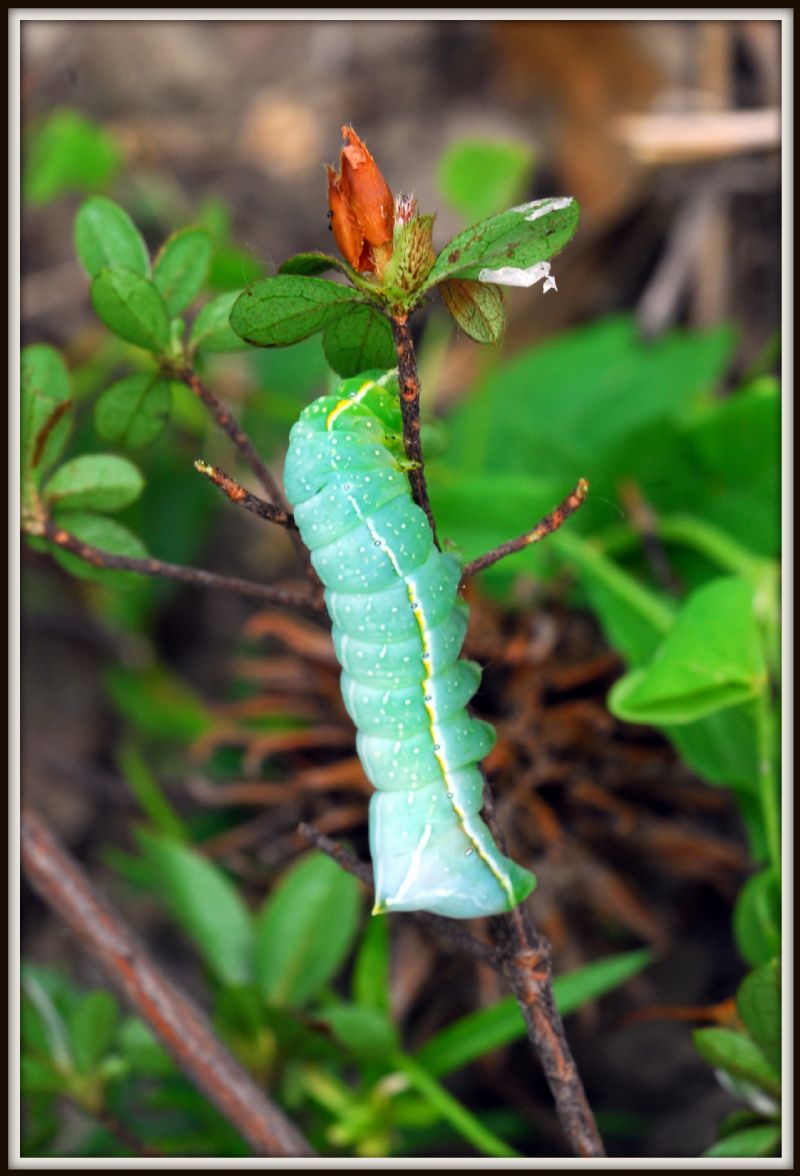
[24,109,121,206]
[704,1123,781,1158]
[692,1027,780,1097]
[254,851,362,1007]
[137,831,254,987]
[68,990,119,1074]
[322,303,395,377]
[442,315,734,489]
[115,742,188,841]
[104,661,214,741]
[279,252,347,277]
[20,1057,65,1096]
[50,510,150,589]
[437,137,536,226]
[90,268,171,353]
[352,915,390,1015]
[737,962,781,1072]
[189,290,250,353]
[20,345,73,501]
[153,227,212,316]
[416,949,652,1078]
[663,700,760,793]
[229,275,367,348]
[116,1018,175,1078]
[317,1003,399,1061]
[94,373,173,449]
[439,278,506,344]
[425,196,579,288]
[608,578,767,725]
[74,197,149,279]
[44,454,144,513]
[734,869,781,967]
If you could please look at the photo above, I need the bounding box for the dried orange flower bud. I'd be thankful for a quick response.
[326,125,394,277]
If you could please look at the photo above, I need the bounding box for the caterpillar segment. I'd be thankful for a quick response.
[283,370,537,918]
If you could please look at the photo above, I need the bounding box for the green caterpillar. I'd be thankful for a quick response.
[283,371,536,918]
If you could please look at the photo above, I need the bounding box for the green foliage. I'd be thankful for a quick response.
[136,831,254,986]
[438,278,506,344]
[20,344,74,521]
[152,228,212,315]
[437,137,536,225]
[24,109,121,205]
[608,578,767,725]
[737,962,781,1072]
[230,275,368,347]
[90,269,171,353]
[692,1027,779,1098]
[415,949,652,1078]
[321,304,395,377]
[734,869,781,967]
[44,454,144,513]
[94,374,174,449]
[424,196,579,287]
[704,1123,780,1158]
[74,197,150,279]
[254,852,362,1007]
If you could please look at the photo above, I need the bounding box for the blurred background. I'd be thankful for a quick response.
[20,17,783,1161]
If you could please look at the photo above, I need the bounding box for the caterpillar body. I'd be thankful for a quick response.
[283,370,536,919]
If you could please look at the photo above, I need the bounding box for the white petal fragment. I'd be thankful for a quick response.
[478,260,558,292]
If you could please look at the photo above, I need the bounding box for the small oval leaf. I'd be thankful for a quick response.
[425,196,579,288]
[254,851,362,1007]
[136,831,254,987]
[68,990,119,1074]
[74,196,149,278]
[21,345,73,494]
[90,268,171,353]
[322,303,395,377]
[279,252,346,277]
[230,275,366,348]
[439,278,506,345]
[44,454,144,512]
[153,227,212,316]
[94,374,173,449]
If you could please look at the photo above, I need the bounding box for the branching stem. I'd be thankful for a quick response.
[463,479,590,580]
[40,521,322,613]
[194,460,297,529]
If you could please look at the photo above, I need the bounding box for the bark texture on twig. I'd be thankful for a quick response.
[480,784,605,1158]
[194,460,297,529]
[390,316,440,548]
[462,479,589,580]
[177,368,313,575]
[40,521,321,613]
[20,805,315,1158]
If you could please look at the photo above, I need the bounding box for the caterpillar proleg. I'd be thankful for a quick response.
[283,370,536,918]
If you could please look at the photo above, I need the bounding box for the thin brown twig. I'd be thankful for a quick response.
[389,316,440,548]
[194,460,297,529]
[175,367,313,576]
[462,479,590,581]
[481,783,606,1158]
[20,805,315,1158]
[39,521,322,613]
[298,823,503,972]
